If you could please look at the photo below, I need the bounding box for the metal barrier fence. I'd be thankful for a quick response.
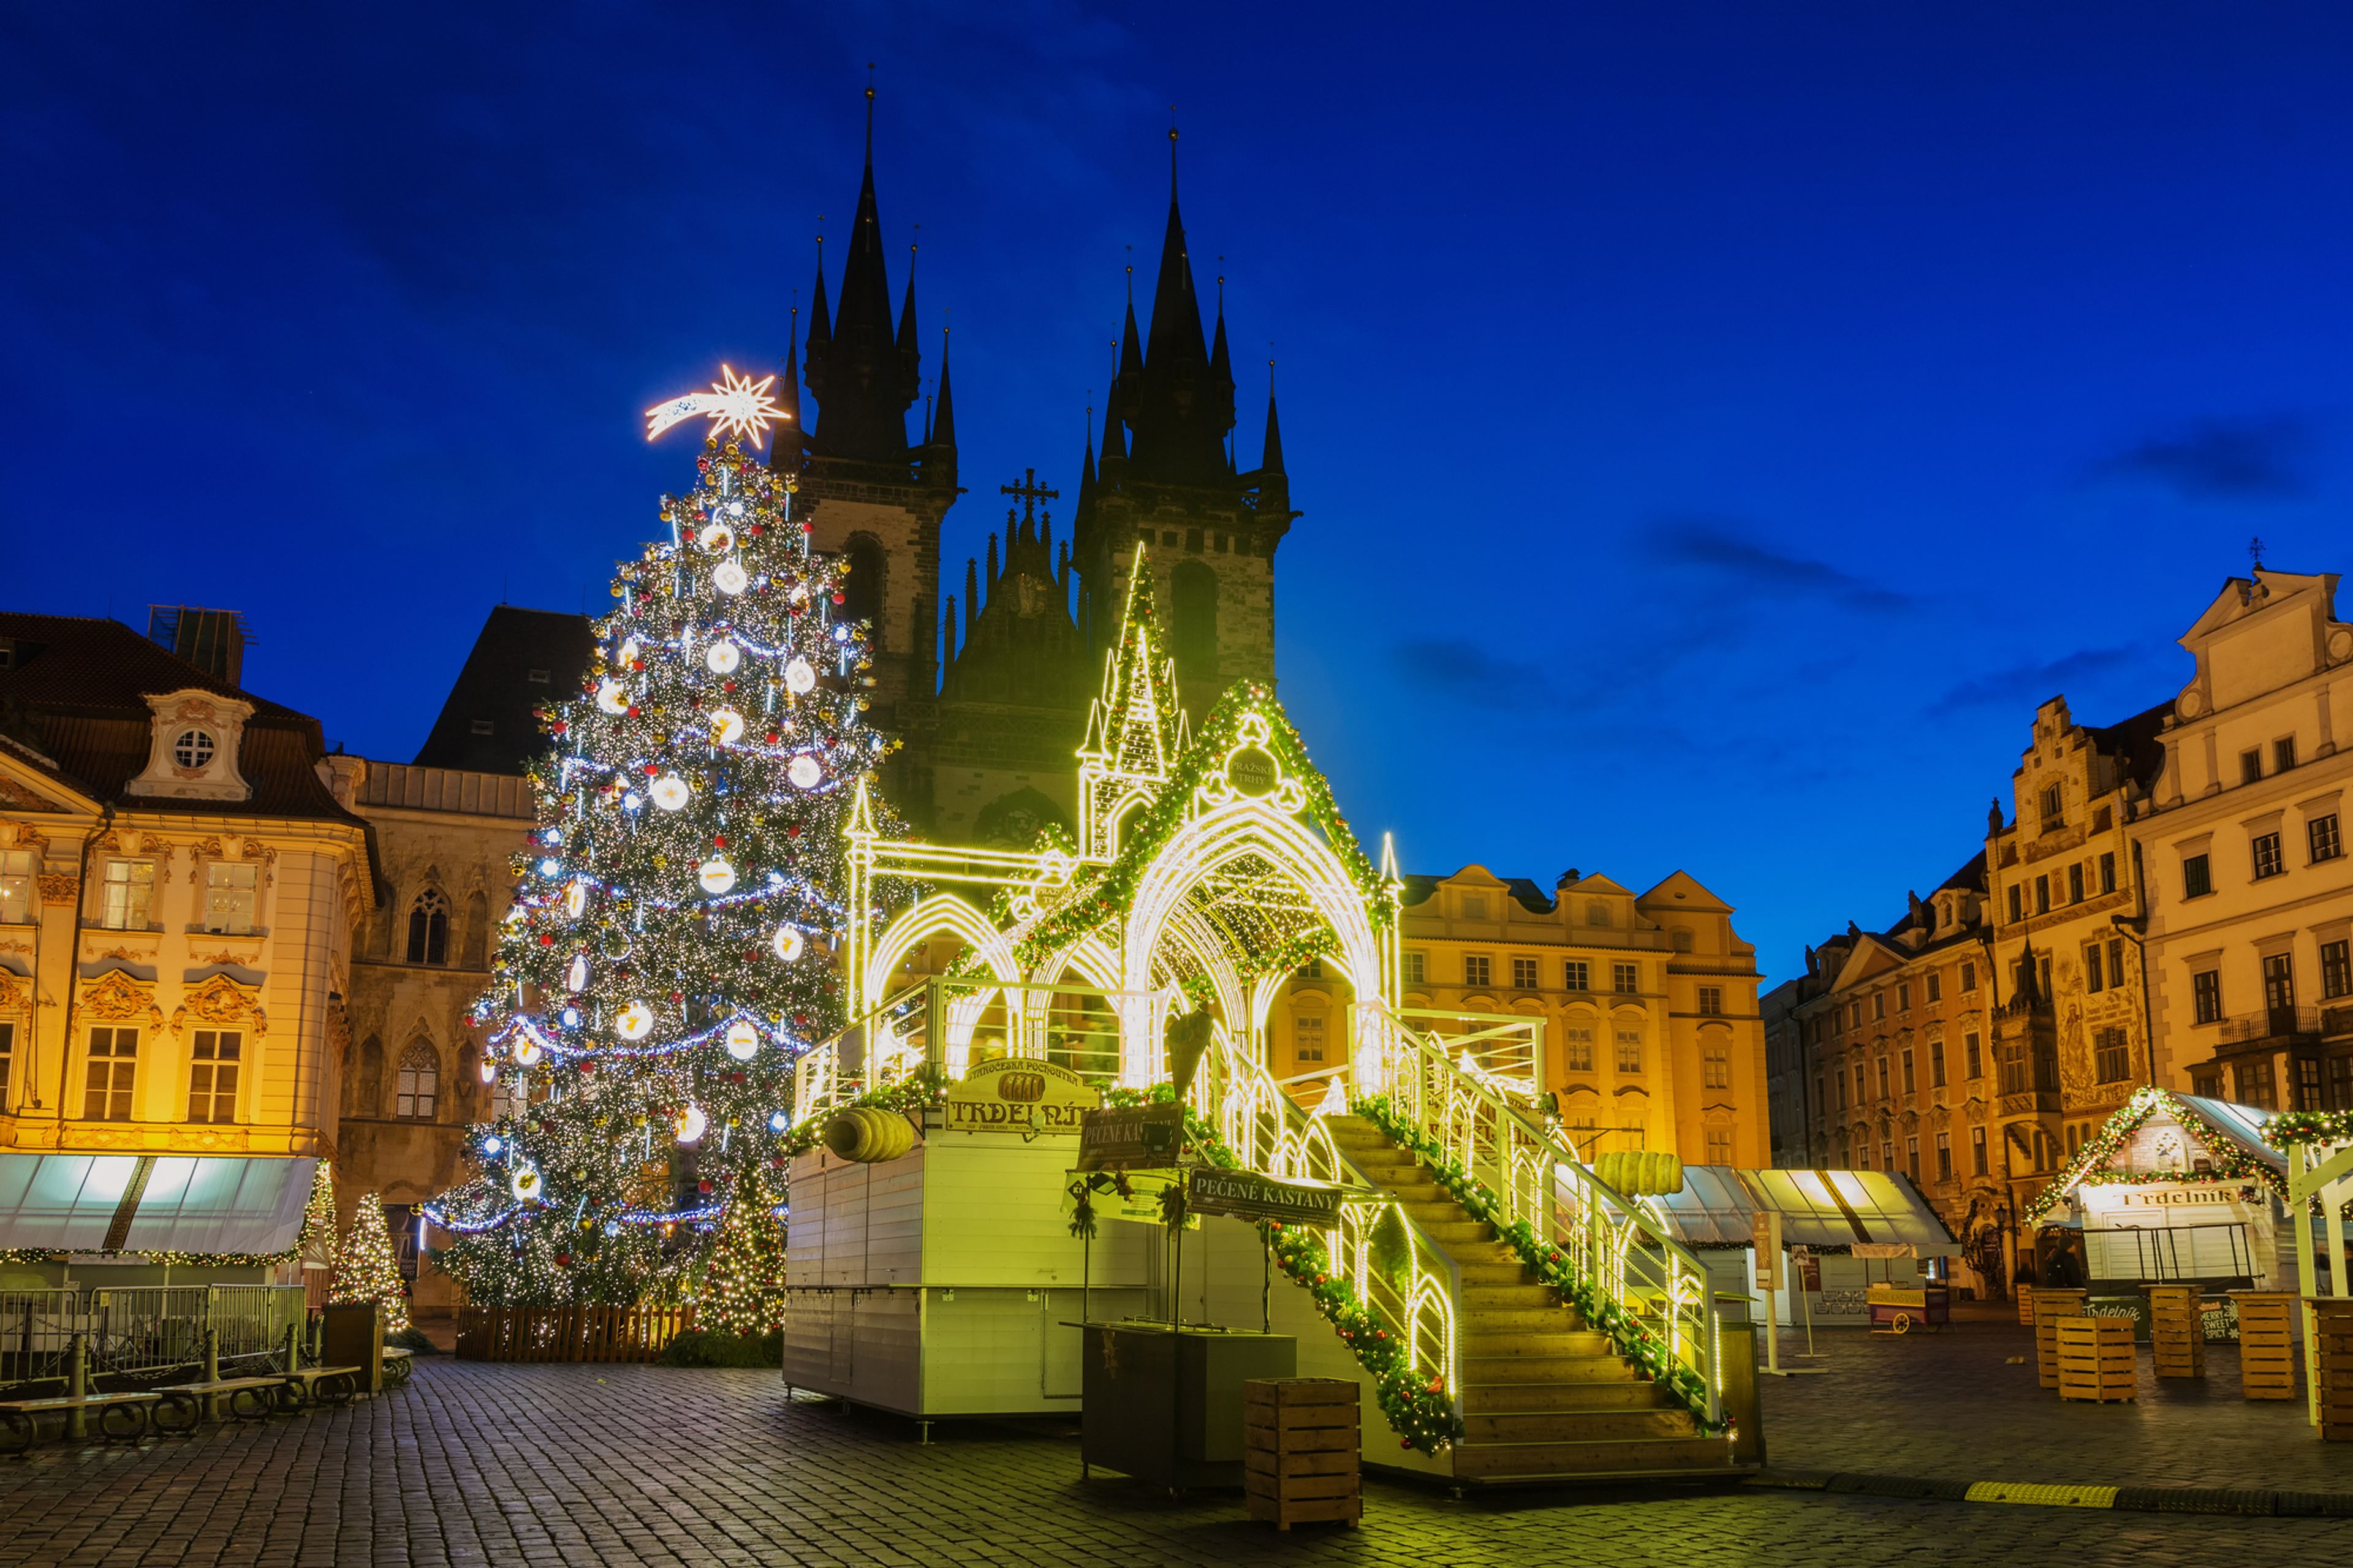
[0,1285,308,1390]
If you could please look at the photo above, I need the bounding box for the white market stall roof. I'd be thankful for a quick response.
[1645,1166,1961,1257]
[2025,1086,2288,1221]
[0,1154,317,1256]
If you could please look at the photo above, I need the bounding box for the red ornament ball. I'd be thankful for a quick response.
[713,834,727,848]
[556,1253,572,1268]
[643,763,659,776]
[697,1179,713,1195]
[537,934,554,947]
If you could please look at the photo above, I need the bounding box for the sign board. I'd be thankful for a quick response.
[942,1056,1101,1135]
[1751,1208,1781,1291]
[1076,1102,1188,1171]
[1062,1168,1195,1229]
[1184,1167,1345,1228]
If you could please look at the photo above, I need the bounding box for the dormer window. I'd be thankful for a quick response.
[173,729,217,769]
[128,689,253,803]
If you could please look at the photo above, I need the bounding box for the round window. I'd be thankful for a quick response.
[173,729,217,769]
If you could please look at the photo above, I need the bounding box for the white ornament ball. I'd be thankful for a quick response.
[784,656,817,695]
[787,754,824,790]
[619,636,641,665]
[596,679,629,716]
[725,1021,761,1061]
[616,1002,655,1040]
[709,706,746,746]
[675,1104,708,1144]
[513,1036,544,1067]
[564,879,588,918]
[698,857,737,895]
[698,521,735,555]
[713,561,749,596]
[566,953,589,992]
[510,1166,543,1202]
[479,1058,499,1085]
[705,638,741,675]
[650,775,691,812]
[771,925,805,962]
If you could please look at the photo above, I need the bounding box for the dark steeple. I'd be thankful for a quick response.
[806,240,832,360]
[802,83,919,465]
[930,325,957,452]
[1260,388,1286,475]
[769,309,803,466]
[1118,124,1237,485]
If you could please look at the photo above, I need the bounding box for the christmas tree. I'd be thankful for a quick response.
[695,1162,787,1337]
[333,1194,411,1335]
[427,380,892,1306]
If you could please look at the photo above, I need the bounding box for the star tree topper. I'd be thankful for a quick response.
[645,365,790,449]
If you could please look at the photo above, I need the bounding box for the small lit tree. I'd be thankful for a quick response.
[333,1194,411,1336]
[695,1163,786,1338]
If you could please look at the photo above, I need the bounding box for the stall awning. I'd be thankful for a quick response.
[1643,1165,1961,1257]
[0,1154,316,1257]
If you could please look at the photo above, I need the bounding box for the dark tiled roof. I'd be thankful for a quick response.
[0,610,361,825]
[2088,699,2174,792]
[1398,874,1556,914]
[413,607,597,773]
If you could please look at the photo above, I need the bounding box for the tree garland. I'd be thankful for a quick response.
[1352,1094,1725,1433]
[1098,1085,1462,1453]
[2265,1108,2353,1149]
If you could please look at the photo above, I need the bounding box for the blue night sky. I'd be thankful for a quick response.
[6,4,2350,983]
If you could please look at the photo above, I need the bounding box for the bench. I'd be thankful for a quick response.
[278,1366,366,1409]
[381,1347,414,1390]
[150,1376,289,1426]
[0,1391,164,1452]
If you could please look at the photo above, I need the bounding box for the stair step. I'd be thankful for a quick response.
[1463,1409,1698,1444]
[1461,1330,1615,1358]
[1460,1307,1584,1334]
[1458,1262,1535,1286]
[1462,1284,1561,1311]
[1460,1381,1672,1413]
[1449,1433,1737,1481]
[1418,1221,1497,1245]
[1460,1354,1640,1382]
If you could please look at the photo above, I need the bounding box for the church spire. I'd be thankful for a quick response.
[803,80,918,465]
[1120,120,1235,486]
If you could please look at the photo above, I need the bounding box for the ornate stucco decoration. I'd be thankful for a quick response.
[170,972,267,1037]
[126,688,255,803]
[80,968,162,1030]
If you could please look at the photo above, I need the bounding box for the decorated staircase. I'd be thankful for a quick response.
[1326,1114,1745,1482]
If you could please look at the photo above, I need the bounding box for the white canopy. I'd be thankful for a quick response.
[0,1154,316,1256]
[1644,1165,1961,1257]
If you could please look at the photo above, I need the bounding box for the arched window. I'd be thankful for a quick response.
[395,1042,439,1120]
[844,539,884,635]
[1170,561,1218,680]
[406,889,449,965]
[461,890,490,968]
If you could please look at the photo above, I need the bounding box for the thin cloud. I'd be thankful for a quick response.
[1647,515,1919,612]
[1390,638,1550,710]
[2091,416,2313,500]
[1927,646,2139,716]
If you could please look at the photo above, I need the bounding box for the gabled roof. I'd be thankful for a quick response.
[1636,869,1730,915]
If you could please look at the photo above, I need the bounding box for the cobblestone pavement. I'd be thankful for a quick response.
[1757,1317,2346,1491]
[0,1357,2341,1568]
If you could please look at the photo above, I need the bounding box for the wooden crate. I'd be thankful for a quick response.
[2229,1292,2298,1401]
[1243,1378,1360,1531]
[2032,1290,2087,1390]
[2017,1285,2035,1326]
[2055,1317,2136,1403]
[2314,1299,2353,1443]
[2146,1286,2205,1380]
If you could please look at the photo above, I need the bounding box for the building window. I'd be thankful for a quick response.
[2040,784,2063,830]
[2191,969,2222,1025]
[2311,814,2343,865]
[1613,963,1639,994]
[2086,942,2107,993]
[188,1029,241,1123]
[1930,1037,1947,1087]
[1403,950,1425,985]
[1906,1137,1920,1182]
[1961,961,1978,994]
[2240,748,2263,786]
[1614,1030,1643,1074]
[1896,982,1911,1014]
[2263,952,2295,1012]
[1834,1064,1848,1111]
[1873,992,1887,1021]
[1901,1048,1915,1094]
[2099,852,2116,894]
[1703,1045,1729,1089]
[1564,959,1589,991]
[1697,986,1722,1017]
[1295,1015,1325,1063]
[1510,956,1539,991]
[1935,1132,1952,1183]
[2297,1057,2324,1110]
[1882,1140,1895,1172]
[202,862,258,935]
[1463,954,1491,988]
[1965,1031,1982,1079]
[83,1027,137,1121]
[2182,853,2211,899]
[2235,1059,2276,1110]
[172,728,217,770]
[1852,1063,1866,1105]
[1586,901,1610,927]
[2323,939,2351,1001]
[2007,885,2023,923]
[2275,736,2297,774]
[100,860,155,930]
[1705,1129,1733,1166]
[1876,1056,1890,1100]
[1971,1125,1988,1175]
[2068,863,2084,904]
[0,1020,13,1110]
[1848,1000,1862,1029]
[468,718,494,736]
[1997,1037,2030,1097]
[2331,1055,2352,1112]
[0,850,33,925]
[1461,894,1488,921]
[407,890,450,965]
[2035,874,2050,914]
[2093,1027,2130,1083]
[2107,938,2125,992]
[1813,1072,1825,1114]
[2252,831,2284,881]
[1926,972,1942,1005]
[1564,1025,1593,1072]
[395,1044,439,1120]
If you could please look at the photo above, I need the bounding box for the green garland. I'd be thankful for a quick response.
[2025,1086,2287,1222]
[1352,1093,1726,1433]
[776,1070,948,1161]
[1099,1085,1462,1453]
[2265,1108,2353,1149]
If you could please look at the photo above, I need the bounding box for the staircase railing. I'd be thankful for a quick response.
[1382,1010,1723,1428]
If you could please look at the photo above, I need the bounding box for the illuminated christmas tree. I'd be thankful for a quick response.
[427,375,893,1306]
[333,1194,411,1335]
[695,1162,787,1337]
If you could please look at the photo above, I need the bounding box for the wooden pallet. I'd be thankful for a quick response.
[2032,1292,2087,1390]
[1243,1379,1361,1531]
[2017,1286,2036,1327]
[2230,1292,2298,1401]
[2314,1300,2353,1443]
[2146,1286,2205,1380]
[2055,1317,2135,1403]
